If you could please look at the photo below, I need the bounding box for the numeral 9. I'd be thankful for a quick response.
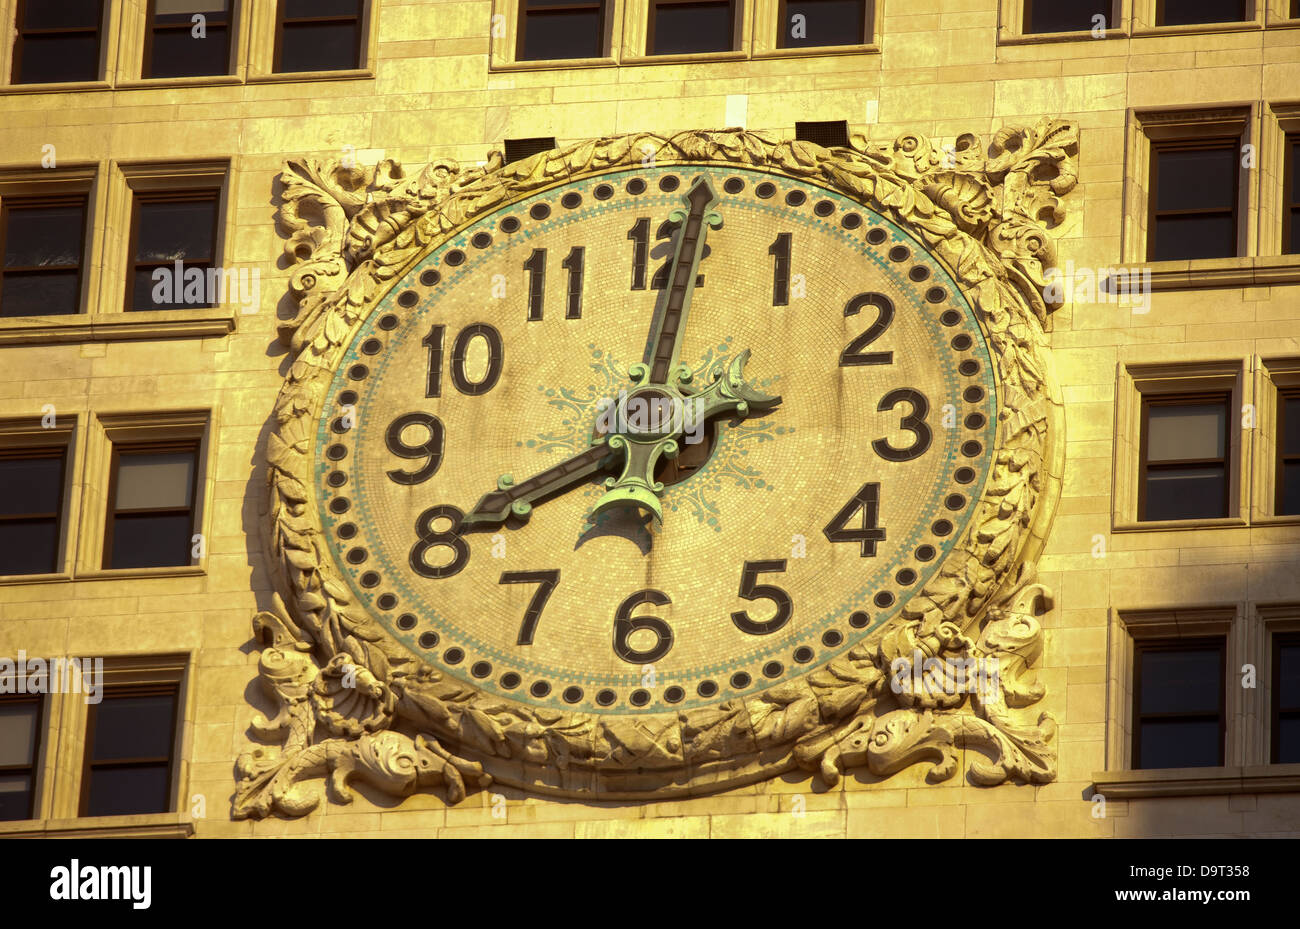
[385,412,445,485]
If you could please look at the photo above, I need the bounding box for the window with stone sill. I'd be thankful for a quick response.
[0,448,69,577]
[80,684,180,817]
[1276,388,1300,515]
[11,0,106,84]
[1138,392,1232,521]
[0,195,89,318]
[1133,638,1226,769]
[1023,0,1112,33]
[1155,0,1249,24]
[517,0,608,60]
[143,0,235,79]
[1285,135,1299,255]
[125,189,221,312]
[776,0,872,48]
[1272,633,1300,763]
[103,442,201,571]
[647,0,739,55]
[1147,141,1241,262]
[0,695,43,822]
[273,0,364,73]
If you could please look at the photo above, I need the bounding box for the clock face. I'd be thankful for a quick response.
[316,165,997,717]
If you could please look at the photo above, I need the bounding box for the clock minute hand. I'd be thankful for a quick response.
[641,176,722,386]
[461,443,615,527]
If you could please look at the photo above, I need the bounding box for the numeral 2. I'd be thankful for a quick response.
[840,292,894,367]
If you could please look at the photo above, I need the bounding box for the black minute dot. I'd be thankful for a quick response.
[471,232,492,249]
[596,688,616,705]
[814,199,835,217]
[940,310,961,327]
[664,686,685,703]
[964,386,985,403]
[346,547,366,564]
[378,314,398,330]
[697,680,718,698]
[397,613,417,630]
[529,203,551,220]
[629,689,650,706]
[946,493,967,510]
[932,519,953,536]
[965,412,986,429]
[472,662,492,679]
[954,467,976,484]
[626,178,646,195]
[530,680,551,697]
[951,333,973,351]
[563,685,583,703]
[849,611,870,628]
[785,190,807,206]
[959,360,981,376]
[360,571,380,588]
[418,632,439,649]
[916,545,937,562]
[895,568,917,586]
[755,182,776,199]
[926,287,948,304]
[397,290,418,308]
[327,470,347,489]
[841,213,862,230]
[888,245,911,262]
[444,249,465,266]
[361,338,382,355]
[962,440,983,457]
[658,175,680,192]
[593,184,614,200]
[560,192,582,209]
[377,593,397,611]
[763,661,784,679]
[723,177,745,194]
[326,444,347,461]
[874,592,896,608]
[866,227,888,245]
[336,522,357,539]
[793,646,814,663]
[909,265,931,282]
[444,648,464,665]
[730,672,752,689]
[822,630,844,647]
[501,672,521,689]
[497,218,519,235]
[329,498,350,514]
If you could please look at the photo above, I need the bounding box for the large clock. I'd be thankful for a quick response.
[246,126,1071,811]
[318,165,995,713]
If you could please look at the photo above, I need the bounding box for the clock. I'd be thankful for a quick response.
[314,164,996,719]
[244,126,1073,812]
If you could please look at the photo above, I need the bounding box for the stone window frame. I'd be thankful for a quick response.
[1103,605,1242,771]
[31,653,195,834]
[491,0,623,71]
[116,0,247,88]
[752,0,881,59]
[997,0,1129,45]
[1112,359,1251,533]
[0,415,81,586]
[1123,107,1257,266]
[0,0,118,94]
[0,692,48,823]
[1131,0,1265,34]
[1253,357,1300,523]
[74,409,214,581]
[1257,605,1300,764]
[1261,103,1300,256]
[0,165,102,321]
[618,0,754,64]
[246,0,378,83]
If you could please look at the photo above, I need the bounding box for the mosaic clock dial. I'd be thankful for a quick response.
[317,165,996,715]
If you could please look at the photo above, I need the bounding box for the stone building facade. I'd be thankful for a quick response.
[1,0,1299,838]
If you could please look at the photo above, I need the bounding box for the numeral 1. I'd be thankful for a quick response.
[769,233,791,306]
[627,217,649,290]
[524,249,546,321]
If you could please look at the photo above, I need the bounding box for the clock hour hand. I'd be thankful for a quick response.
[461,443,615,528]
[639,176,722,386]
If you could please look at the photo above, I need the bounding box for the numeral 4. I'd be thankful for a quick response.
[823,482,886,557]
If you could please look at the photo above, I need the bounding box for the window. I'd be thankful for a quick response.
[103,443,200,569]
[80,685,179,817]
[126,190,220,311]
[1285,136,1298,255]
[11,0,104,84]
[1273,635,1300,763]
[1023,0,1109,33]
[1155,0,1247,25]
[0,449,67,576]
[504,137,558,165]
[1278,389,1300,516]
[777,0,870,47]
[517,0,605,60]
[647,0,738,55]
[0,696,42,821]
[1147,142,1239,261]
[274,0,363,73]
[0,197,88,318]
[796,120,851,148]
[1133,640,1225,769]
[1138,394,1230,521]
[143,1,233,78]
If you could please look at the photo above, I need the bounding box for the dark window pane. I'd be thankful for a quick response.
[1277,717,1300,763]
[154,0,229,15]
[109,513,194,569]
[0,271,81,317]
[1024,0,1109,33]
[84,764,171,816]
[0,520,59,576]
[1151,214,1237,261]
[4,206,84,269]
[285,0,360,17]
[21,0,103,29]
[1139,647,1222,714]
[0,701,39,767]
[1155,148,1236,212]
[1279,644,1300,708]
[0,457,63,515]
[135,200,217,263]
[91,694,176,761]
[131,264,217,310]
[1281,462,1300,516]
[1138,718,1221,768]
[521,10,602,60]
[0,774,34,822]
[1144,467,1226,520]
[651,2,734,55]
[1283,398,1300,455]
[1289,208,1299,255]
[278,21,360,71]
[147,24,231,77]
[1157,0,1246,25]
[781,0,866,47]
[15,33,100,84]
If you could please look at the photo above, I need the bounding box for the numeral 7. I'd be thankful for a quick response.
[500,569,561,645]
